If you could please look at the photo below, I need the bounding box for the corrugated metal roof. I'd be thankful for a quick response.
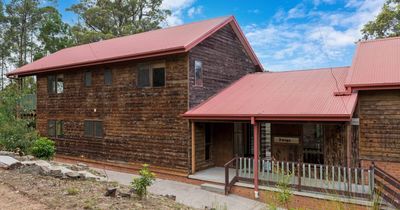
[184,67,358,121]
[345,36,400,89]
[7,16,262,77]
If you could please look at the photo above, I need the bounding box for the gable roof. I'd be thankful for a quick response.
[183,67,358,121]
[345,36,400,90]
[7,16,262,77]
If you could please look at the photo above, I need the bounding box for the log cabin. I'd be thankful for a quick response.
[7,16,400,206]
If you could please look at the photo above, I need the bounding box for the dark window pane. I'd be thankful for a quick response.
[56,74,64,93]
[152,68,165,87]
[84,121,93,137]
[56,121,63,137]
[104,69,112,85]
[48,75,56,94]
[205,124,211,160]
[84,71,92,87]
[48,120,56,137]
[137,66,150,87]
[94,121,103,138]
[194,60,203,86]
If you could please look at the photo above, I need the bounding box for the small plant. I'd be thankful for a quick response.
[30,137,56,160]
[66,187,80,195]
[131,164,156,199]
[275,170,293,209]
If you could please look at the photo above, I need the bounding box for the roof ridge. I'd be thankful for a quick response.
[267,66,350,73]
[357,36,400,44]
[58,16,233,53]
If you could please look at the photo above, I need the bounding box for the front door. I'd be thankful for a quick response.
[213,123,234,166]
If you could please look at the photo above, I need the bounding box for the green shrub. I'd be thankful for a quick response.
[131,164,156,199]
[30,137,56,160]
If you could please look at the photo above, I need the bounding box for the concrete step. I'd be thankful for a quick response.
[201,183,225,195]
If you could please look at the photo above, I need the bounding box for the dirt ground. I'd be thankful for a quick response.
[0,169,193,210]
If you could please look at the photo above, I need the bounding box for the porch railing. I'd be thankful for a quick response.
[372,163,400,208]
[225,157,374,199]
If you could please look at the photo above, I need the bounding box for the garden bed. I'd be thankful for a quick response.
[0,169,193,210]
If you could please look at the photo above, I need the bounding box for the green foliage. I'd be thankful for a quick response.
[131,164,156,199]
[268,169,293,210]
[30,137,55,160]
[0,83,37,153]
[362,0,400,40]
[68,0,171,44]
[66,187,80,195]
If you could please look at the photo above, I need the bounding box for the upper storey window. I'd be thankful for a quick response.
[194,60,203,86]
[48,74,64,94]
[137,62,165,88]
[84,71,92,87]
[104,68,112,85]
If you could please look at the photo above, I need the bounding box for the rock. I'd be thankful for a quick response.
[164,194,176,201]
[134,203,143,208]
[65,171,81,179]
[119,191,131,198]
[105,187,117,197]
[0,156,21,169]
[77,163,88,169]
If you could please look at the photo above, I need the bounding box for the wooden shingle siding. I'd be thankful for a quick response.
[359,90,400,162]
[188,24,257,108]
[37,54,190,171]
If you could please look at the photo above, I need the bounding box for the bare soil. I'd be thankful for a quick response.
[0,169,193,210]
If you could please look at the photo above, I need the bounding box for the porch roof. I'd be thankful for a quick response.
[183,67,358,121]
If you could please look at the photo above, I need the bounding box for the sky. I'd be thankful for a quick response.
[57,0,386,71]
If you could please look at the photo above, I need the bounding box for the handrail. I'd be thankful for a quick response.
[372,163,400,209]
[224,156,238,195]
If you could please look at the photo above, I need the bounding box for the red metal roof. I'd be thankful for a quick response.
[345,37,400,89]
[7,16,262,77]
[183,67,358,121]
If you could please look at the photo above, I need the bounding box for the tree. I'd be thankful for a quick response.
[361,0,400,40]
[0,1,11,90]
[68,0,171,44]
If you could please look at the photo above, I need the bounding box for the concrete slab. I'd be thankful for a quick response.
[98,169,269,210]
[189,167,235,184]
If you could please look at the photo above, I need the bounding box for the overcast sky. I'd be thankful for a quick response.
[57,0,386,71]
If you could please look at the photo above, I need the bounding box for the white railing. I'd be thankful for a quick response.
[237,157,373,198]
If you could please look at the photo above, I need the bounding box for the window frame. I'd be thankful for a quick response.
[84,71,92,87]
[104,68,112,85]
[47,74,64,94]
[48,120,63,138]
[136,62,166,88]
[194,60,203,87]
[84,120,104,139]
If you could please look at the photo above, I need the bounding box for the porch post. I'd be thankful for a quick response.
[251,117,259,199]
[191,121,196,174]
[346,123,352,168]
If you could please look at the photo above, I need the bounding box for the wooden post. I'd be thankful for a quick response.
[252,117,259,199]
[297,160,302,191]
[191,121,196,174]
[346,123,352,168]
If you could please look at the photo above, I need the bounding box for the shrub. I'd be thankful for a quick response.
[66,187,80,195]
[30,137,56,160]
[131,164,156,199]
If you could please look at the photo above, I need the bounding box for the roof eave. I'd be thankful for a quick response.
[182,114,353,122]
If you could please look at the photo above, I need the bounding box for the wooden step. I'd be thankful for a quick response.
[201,183,225,195]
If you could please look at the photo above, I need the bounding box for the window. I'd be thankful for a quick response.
[205,124,212,161]
[194,60,203,86]
[153,68,165,87]
[84,71,92,87]
[48,74,64,94]
[84,120,103,138]
[48,120,63,137]
[137,63,165,87]
[104,68,112,85]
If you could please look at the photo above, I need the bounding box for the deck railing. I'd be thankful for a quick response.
[226,157,374,199]
[372,163,400,208]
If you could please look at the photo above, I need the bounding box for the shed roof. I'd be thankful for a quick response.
[183,67,358,121]
[7,16,262,77]
[345,37,400,89]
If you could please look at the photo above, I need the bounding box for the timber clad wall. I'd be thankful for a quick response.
[37,54,190,171]
[359,90,400,176]
[36,25,257,173]
[188,24,257,108]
